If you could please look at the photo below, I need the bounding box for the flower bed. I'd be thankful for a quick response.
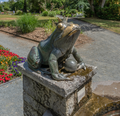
[0,45,26,84]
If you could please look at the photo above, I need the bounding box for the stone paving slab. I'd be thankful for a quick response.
[0,78,23,116]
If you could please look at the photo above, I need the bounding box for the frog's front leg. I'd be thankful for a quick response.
[72,47,86,70]
[27,46,41,71]
[48,49,73,81]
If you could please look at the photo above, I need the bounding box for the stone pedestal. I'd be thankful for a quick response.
[17,62,97,116]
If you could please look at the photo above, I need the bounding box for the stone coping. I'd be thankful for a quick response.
[17,62,97,98]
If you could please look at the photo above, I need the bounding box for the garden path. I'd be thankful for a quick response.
[0,33,38,116]
[68,18,120,83]
[0,18,120,116]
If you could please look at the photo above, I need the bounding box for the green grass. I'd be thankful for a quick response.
[0,14,57,34]
[37,16,57,20]
[80,18,120,34]
[0,14,57,21]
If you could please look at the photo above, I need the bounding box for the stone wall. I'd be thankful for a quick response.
[23,75,92,116]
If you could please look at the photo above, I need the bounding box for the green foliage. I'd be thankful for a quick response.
[4,6,10,11]
[3,2,10,11]
[94,0,120,20]
[42,11,49,16]
[16,14,38,33]
[84,8,94,18]
[48,11,56,17]
[12,0,24,11]
[69,9,77,14]
[65,14,71,17]
[15,10,23,15]
[0,45,9,50]
[50,0,65,8]
[55,10,60,15]
[0,5,3,12]
[65,0,89,11]
[0,21,16,27]
[37,19,58,33]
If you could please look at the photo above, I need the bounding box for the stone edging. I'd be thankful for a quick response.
[0,77,21,87]
[93,100,120,116]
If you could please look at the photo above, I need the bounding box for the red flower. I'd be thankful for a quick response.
[9,74,13,76]
[5,77,10,81]
[2,79,5,83]
[2,75,5,77]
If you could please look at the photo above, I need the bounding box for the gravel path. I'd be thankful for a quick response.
[0,18,120,116]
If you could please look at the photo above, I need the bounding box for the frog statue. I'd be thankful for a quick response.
[27,17,86,81]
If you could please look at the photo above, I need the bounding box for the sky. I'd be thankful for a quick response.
[0,0,8,3]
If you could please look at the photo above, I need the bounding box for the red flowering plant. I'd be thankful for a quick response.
[0,45,26,84]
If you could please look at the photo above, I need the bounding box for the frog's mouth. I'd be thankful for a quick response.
[68,29,79,37]
[54,28,80,44]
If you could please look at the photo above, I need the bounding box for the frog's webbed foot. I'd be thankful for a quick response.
[52,73,74,81]
[77,62,86,70]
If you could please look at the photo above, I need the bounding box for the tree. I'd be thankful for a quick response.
[3,2,10,11]
[0,5,3,12]
[23,0,27,12]
[87,0,94,12]
[13,0,24,11]
[65,0,89,11]
[101,0,106,8]
[87,0,106,12]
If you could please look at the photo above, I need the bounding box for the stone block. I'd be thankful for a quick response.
[17,62,97,116]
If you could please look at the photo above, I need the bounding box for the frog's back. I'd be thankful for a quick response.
[38,35,54,65]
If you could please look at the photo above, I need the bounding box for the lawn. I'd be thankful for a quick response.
[80,18,120,34]
[0,15,57,21]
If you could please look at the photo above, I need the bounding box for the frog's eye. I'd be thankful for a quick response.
[57,23,63,29]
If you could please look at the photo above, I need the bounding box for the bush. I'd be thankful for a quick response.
[15,10,23,15]
[16,14,38,33]
[42,11,49,16]
[48,11,56,17]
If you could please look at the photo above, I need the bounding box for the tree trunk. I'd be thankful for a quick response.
[88,0,94,12]
[101,0,106,8]
[24,0,27,12]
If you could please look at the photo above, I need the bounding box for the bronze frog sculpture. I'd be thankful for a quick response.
[27,17,86,81]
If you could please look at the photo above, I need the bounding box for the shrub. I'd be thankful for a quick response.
[42,11,49,16]
[48,11,56,17]
[16,14,38,33]
[15,10,23,15]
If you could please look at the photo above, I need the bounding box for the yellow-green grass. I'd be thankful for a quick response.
[80,18,120,34]
[0,15,57,21]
